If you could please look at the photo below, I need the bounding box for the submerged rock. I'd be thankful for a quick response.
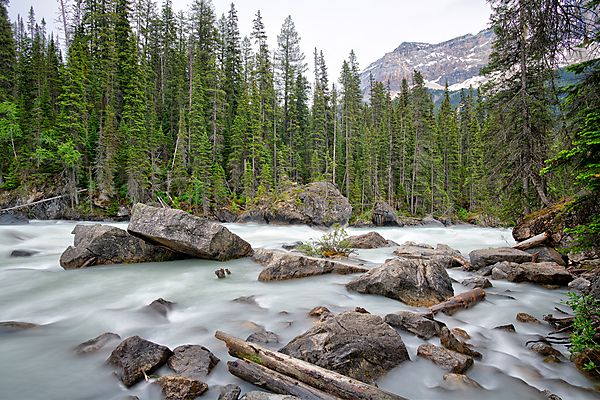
[347,231,398,249]
[75,332,121,355]
[236,181,352,228]
[279,311,410,383]
[251,248,368,281]
[0,321,39,332]
[146,298,175,317]
[60,224,182,269]
[439,326,482,359]
[106,336,173,387]
[128,203,253,261]
[461,276,492,289]
[441,373,484,390]
[346,257,454,307]
[167,344,219,380]
[153,374,209,400]
[10,249,39,257]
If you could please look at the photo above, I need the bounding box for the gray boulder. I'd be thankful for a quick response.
[506,262,572,286]
[417,343,473,374]
[461,276,492,289]
[279,311,410,383]
[422,215,445,227]
[218,384,242,400]
[441,373,484,390]
[346,257,454,307]
[167,344,219,380]
[469,247,533,270]
[106,336,173,387]
[371,201,403,227]
[128,203,253,261]
[153,374,209,400]
[60,224,181,269]
[237,182,352,228]
[384,311,440,339]
[525,246,566,266]
[569,277,591,293]
[491,261,520,280]
[252,248,368,281]
[347,231,398,249]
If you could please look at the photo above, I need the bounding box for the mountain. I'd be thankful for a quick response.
[361,29,598,100]
[361,29,494,98]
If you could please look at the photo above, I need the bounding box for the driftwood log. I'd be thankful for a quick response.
[429,288,486,316]
[215,331,408,400]
[513,232,550,251]
[227,359,340,400]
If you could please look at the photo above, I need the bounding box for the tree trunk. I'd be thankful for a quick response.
[513,231,550,250]
[429,288,486,316]
[215,331,408,400]
[227,360,340,400]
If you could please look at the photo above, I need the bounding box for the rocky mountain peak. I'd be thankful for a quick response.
[361,29,494,97]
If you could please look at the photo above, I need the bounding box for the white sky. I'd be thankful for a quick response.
[8,0,492,80]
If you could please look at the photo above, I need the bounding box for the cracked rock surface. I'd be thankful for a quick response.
[278,310,410,383]
[60,224,182,269]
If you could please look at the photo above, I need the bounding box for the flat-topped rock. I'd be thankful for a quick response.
[417,343,473,374]
[128,203,253,261]
[469,247,533,270]
[252,248,368,281]
[384,311,440,339]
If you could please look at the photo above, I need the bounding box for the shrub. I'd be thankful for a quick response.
[297,224,357,258]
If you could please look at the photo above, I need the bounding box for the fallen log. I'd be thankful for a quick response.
[429,288,486,316]
[513,232,550,251]
[214,331,408,400]
[227,359,340,400]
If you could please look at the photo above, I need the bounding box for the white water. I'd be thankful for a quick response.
[0,221,596,400]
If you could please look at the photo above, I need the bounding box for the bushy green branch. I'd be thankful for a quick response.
[297,224,357,258]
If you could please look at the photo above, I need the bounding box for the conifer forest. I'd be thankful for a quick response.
[0,0,598,225]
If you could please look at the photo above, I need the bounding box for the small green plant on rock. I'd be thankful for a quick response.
[565,292,600,371]
[297,224,356,258]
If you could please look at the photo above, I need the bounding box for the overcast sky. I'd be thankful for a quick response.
[8,0,492,78]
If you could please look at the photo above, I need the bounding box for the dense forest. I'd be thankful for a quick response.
[0,0,598,227]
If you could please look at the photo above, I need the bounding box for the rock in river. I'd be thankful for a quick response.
[167,344,220,380]
[384,311,440,340]
[153,374,209,400]
[417,343,473,374]
[469,247,533,270]
[251,248,368,281]
[128,203,253,261]
[279,311,410,383]
[346,257,454,307]
[236,181,352,228]
[60,224,182,269]
[106,335,173,387]
[347,231,398,249]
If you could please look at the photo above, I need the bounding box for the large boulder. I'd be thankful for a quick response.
[512,193,600,242]
[60,224,182,269]
[371,201,403,227]
[128,203,253,261]
[279,311,410,383]
[167,345,220,380]
[251,248,368,281]
[469,247,533,270]
[506,262,573,286]
[347,231,398,249]
[346,257,454,307]
[106,336,173,387]
[524,246,566,266]
[236,182,352,228]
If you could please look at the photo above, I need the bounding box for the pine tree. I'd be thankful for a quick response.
[0,0,16,103]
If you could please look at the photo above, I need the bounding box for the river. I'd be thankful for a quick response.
[0,221,596,400]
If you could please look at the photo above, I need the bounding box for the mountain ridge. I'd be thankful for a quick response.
[360,29,494,97]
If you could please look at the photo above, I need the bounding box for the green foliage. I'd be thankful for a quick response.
[297,224,357,258]
[565,292,600,370]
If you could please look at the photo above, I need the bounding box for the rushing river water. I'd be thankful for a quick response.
[0,221,597,400]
